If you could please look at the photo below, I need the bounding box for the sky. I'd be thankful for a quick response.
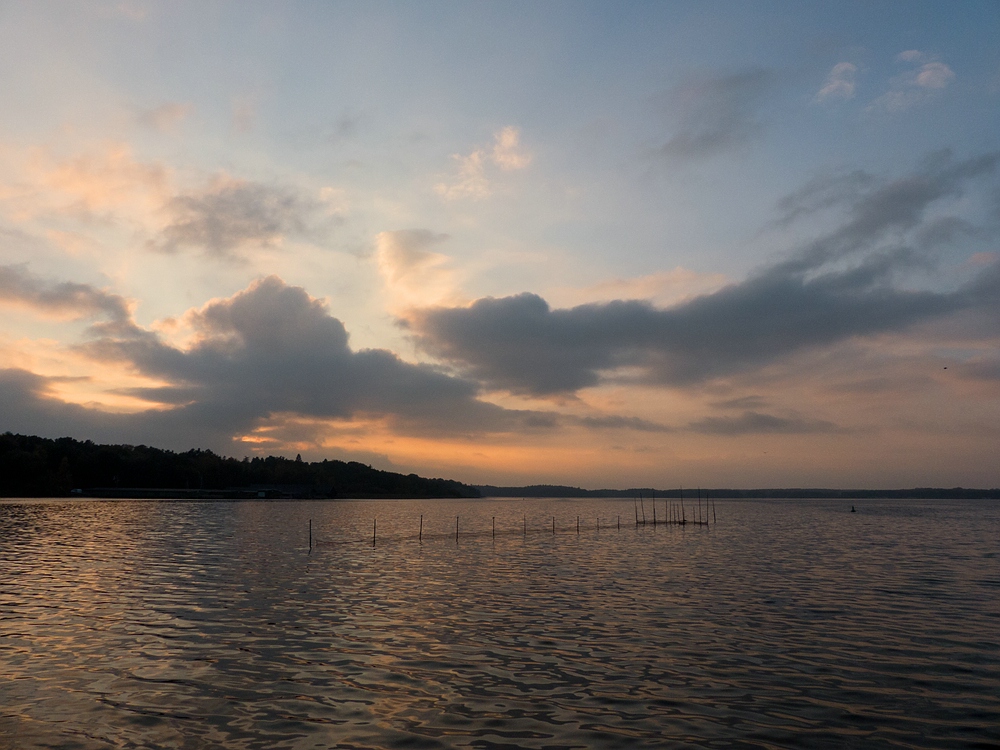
[1,1,999,489]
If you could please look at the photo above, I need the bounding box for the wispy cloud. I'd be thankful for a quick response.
[436,149,491,201]
[137,102,193,133]
[688,410,837,435]
[868,52,955,113]
[491,126,532,171]
[3,142,170,223]
[374,229,462,311]
[816,62,858,103]
[435,126,532,200]
[152,177,312,259]
[658,68,772,161]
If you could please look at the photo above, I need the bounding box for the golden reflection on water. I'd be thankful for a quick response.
[1,497,999,749]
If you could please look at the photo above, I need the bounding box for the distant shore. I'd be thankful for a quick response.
[476,485,1000,500]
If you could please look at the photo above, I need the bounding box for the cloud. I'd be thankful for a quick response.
[0,264,130,324]
[775,150,999,273]
[688,410,837,435]
[0,368,119,441]
[576,415,673,433]
[71,276,555,444]
[816,62,858,102]
[710,395,768,410]
[435,126,532,200]
[7,142,170,222]
[491,126,532,171]
[410,279,959,395]
[868,52,955,113]
[658,68,772,161]
[153,177,311,259]
[436,150,490,201]
[410,151,1000,396]
[5,268,662,455]
[915,62,955,90]
[374,229,462,311]
[137,102,193,133]
[770,170,877,229]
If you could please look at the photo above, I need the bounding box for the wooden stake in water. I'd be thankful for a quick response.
[309,518,312,550]
[419,514,423,543]
[618,514,620,531]
[712,493,717,524]
[455,516,459,543]
[493,516,495,540]
[523,514,526,537]
[552,516,555,535]
[372,518,376,547]
[640,493,646,525]
[577,515,580,534]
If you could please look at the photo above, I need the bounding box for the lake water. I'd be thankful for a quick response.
[1,497,998,749]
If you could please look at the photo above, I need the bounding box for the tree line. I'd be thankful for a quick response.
[0,433,477,498]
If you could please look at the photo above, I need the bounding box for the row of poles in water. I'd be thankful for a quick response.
[635,488,716,527]
[307,491,717,549]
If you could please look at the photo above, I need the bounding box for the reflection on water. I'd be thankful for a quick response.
[1,497,998,749]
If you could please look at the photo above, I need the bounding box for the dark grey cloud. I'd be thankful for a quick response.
[688,410,837,435]
[0,368,141,446]
[710,395,768,410]
[659,68,773,161]
[75,276,553,444]
[576,415,673,433]
[1,266,669,451]
[0,264,130,323]
[411,151,1000,396]
[412,276,957,394]
[154,180,312,258]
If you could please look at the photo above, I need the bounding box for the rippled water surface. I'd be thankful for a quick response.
[1,497,998,749]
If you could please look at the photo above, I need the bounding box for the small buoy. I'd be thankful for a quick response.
[851,505,856,513]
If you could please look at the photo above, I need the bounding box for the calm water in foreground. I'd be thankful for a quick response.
[1,497,998,749]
